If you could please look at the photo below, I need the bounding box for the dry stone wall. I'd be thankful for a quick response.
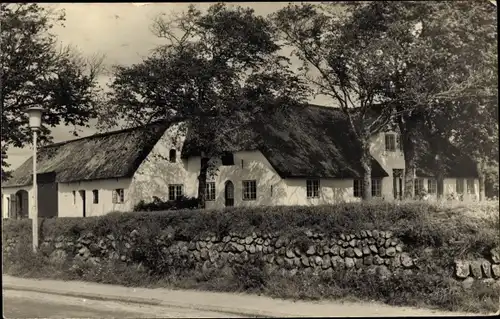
[454,247,500,287]
[4,228,500,284]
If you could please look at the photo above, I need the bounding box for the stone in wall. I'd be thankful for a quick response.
[470,261,483,279]
[491,247,500,264]
[481,260,492,278]
[492,264,500,278]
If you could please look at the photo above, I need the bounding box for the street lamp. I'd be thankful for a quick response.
[26,107,44,252]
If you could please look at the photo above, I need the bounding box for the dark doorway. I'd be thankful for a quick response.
[79,190,86,217]
[224,181,234,207]
[37,172,58,218]
[14,190,29,219]
[393,169,404,200]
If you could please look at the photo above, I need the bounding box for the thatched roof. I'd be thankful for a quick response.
[3,122,169,187]
[182,104,389,179]
[415,136,479,178]
[4,103,478,188]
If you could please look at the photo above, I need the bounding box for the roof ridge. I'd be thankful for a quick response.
[41,120,168,150]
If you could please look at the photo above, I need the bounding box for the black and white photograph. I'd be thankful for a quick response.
[1,1,498,317]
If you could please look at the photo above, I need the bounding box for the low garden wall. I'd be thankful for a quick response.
[4,227,500,283]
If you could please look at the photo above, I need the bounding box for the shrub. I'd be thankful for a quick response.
[134,196,200,212]
[231,259,268,292]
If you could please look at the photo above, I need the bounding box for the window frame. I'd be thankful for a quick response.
[221,152,234,166]
[169,149,177,163]
[242,180,257,201]
[414,178,425,195]
[385,133,396,152]
[92,189,99,204]
[456,178,465,194]
[427,179,437,195]
[205,182,216,201]
[353,179,363,198]
[466,179,475,195]
[112,189,124,204]
[371,178,382,197]
[168,184,184,201]
[354,179,382,197]
[306,179,320,198]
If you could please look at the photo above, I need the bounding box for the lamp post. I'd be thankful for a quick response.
[26,107,44,252]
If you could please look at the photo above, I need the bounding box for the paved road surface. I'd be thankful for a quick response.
[3,290,242,318]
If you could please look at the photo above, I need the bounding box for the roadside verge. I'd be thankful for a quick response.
[2,275,479,317]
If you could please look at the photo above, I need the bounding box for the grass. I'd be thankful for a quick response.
[3,201,499,314]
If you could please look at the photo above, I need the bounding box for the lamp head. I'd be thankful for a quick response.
[26,107,44,130]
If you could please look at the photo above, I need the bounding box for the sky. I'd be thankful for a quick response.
[6,2,329,170]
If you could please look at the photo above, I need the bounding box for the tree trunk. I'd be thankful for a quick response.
[398,120,417,200]
[197,157,209,209]
[427,130,445,200]
[360,139,372,201]
[436,172,444,200]
[403,141,416,200]
[476,159,486,201]
[478,174,485,201]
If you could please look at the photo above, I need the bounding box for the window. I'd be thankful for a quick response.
[169,149,176,163]
[385,133,396,152]
[92,190,99,204]
[466,179,475,194]
[206,182,216,201]
[112,189,124,203]
[456,178,464,194]
[306,179,320,198]
[221,152,234,166]
[354,179,381,197]
[354,180,363,198]
[168,184,183,200]
[427,179,437,194]
[372,178,382,197]
[72,191,76,204]
[415,178,425,195]
[242,180,257,200]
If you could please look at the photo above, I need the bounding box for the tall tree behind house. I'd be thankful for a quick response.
[272,2,497,199]
[331,1,497,199]
[272,3,399,200]
[100,4,308,208]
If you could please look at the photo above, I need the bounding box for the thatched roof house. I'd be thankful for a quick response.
[4,103,478,189]
[2,103,481,220]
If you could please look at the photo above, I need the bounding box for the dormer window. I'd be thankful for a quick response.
[169,149,177,163]
[221,152,234,166]
[385,133,396,152]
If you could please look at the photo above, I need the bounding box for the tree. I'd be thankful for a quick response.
[272,3,398,200]
[1,3,104,179]
[425,96,498,200]
[1,145,11,182]
[336,1,497,199]
[101,4,307,207]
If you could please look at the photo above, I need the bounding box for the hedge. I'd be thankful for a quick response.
[4,201,499,259]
